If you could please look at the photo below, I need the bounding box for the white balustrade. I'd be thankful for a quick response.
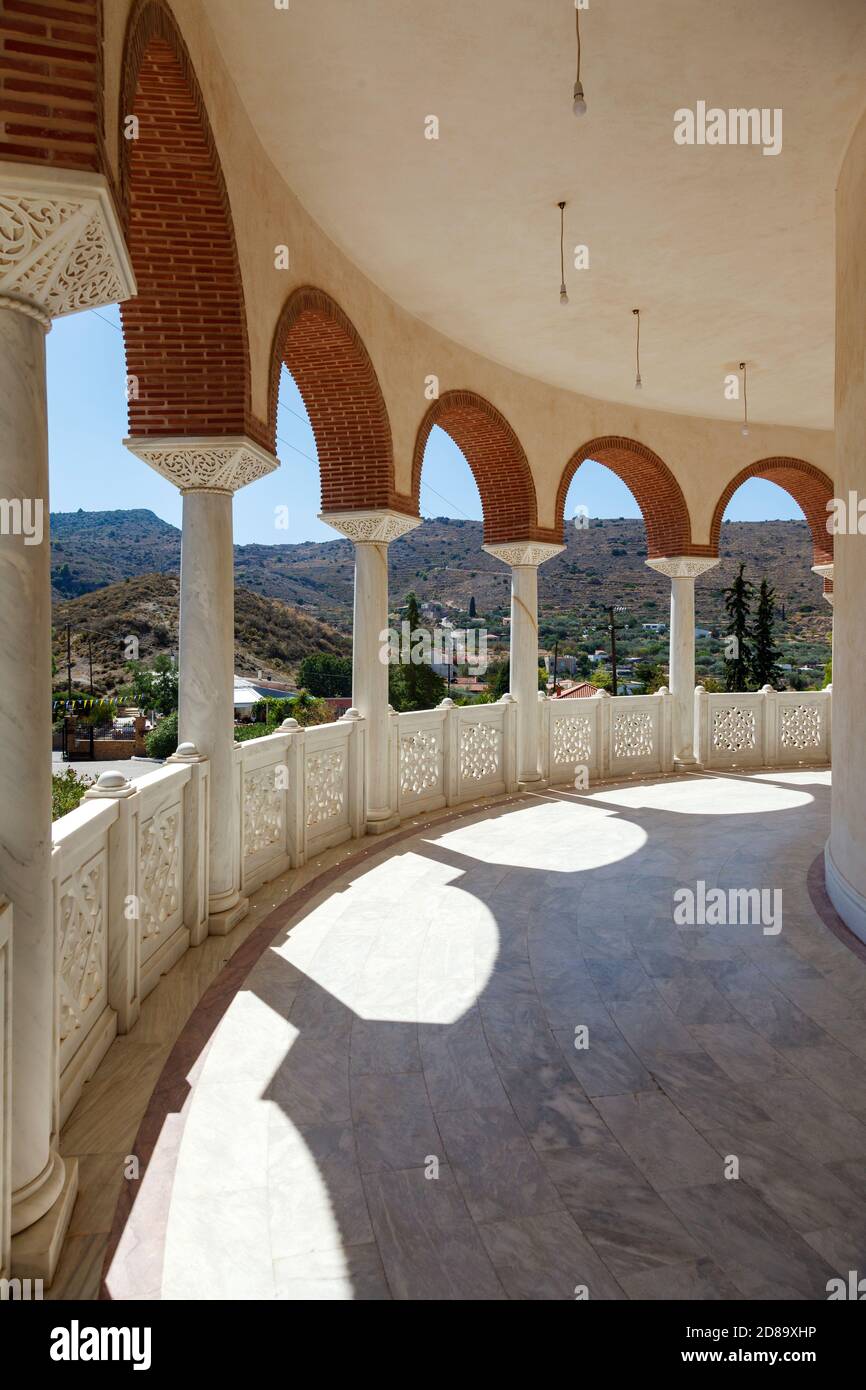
[541,689,673,785]
[238,710,366,882]
[238,728,294,895]
[393,696,519,816]
[52,795,120,1126]
[695,685,831,770]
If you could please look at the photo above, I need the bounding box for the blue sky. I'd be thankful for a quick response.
[46,305,806,543]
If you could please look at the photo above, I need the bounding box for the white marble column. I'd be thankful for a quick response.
[125,438,278,931]
[320,509,421,831]
[484,541,564,785]
[0,165,136,1278]
[828,105,866,943]
[646,556,719,767]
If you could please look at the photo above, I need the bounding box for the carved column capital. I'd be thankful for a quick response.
[482,540,565,568]
[319,508,421,544]
[124,436,279,494]
[0,164,136,327]
[645,555,720,580]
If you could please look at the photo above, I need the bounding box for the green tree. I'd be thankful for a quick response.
[295,653,352,698]
[824,657,832,688]
[388,592,447,712]
[723,563,754,692]
[484,658,546,699]
[468,595,477,618]
[145,710,179,759]
[634,661,666,693]
[123,654,178,715]
[751,577,783,689]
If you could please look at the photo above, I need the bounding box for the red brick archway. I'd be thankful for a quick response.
[118,0,266,445]
[710,458,834,566]
[269,286,401,514]
[412,392,553,545]
[556,437,696,558]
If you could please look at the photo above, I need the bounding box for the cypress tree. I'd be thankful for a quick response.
[751,577,783,688]
[723,563,753,691]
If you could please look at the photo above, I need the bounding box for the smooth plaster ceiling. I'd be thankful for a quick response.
[204,0,866,430]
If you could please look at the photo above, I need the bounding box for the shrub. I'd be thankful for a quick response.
[145,711,178,759]
[52,767,93,821]
[234,722,271,742]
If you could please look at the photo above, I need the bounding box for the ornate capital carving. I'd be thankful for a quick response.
[811,563,834,582]
[319,508,422,544]
[124,436,279,494]
[645,556,720,579]
[0,163,136,321]
[482,540,565,568]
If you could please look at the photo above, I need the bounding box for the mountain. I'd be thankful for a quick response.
[52,573,350,695]
[50,509,832,680]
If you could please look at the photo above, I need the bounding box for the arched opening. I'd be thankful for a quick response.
[269,286,398,515]
[119,0,263,443]
[552,446,689,694]
[710,458,834,568]
[711,460,834,689]
[556,437,694,558]
[412,391,552,545]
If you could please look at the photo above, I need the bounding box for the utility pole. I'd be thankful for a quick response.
[552,640,559,694]
[605,605,628,696]
[88,633,94,694]
[66,622,73,700]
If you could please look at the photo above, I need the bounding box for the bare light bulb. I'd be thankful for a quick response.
[635,373,642,390]
[560,284,569,305]
[741,425,750,437]
[573,81,587,117]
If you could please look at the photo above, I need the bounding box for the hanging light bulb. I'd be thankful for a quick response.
[633,309,642,389]
[740,361,749,435]
[573,8,587,115]
[558,202,569,304]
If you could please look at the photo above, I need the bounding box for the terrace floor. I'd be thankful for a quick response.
[62,768,866,1300]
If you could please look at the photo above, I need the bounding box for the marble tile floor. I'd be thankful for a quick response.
[48,769,866,1301]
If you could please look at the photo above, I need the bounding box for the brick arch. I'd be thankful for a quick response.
[269,286,400,513]
[710,458,834,566]
[118,0,266,445]
[0,0,104,174]
[412,392,554,545]
[556,437,695,558]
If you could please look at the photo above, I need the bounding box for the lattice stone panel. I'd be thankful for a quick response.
[459,721,501,782]
[58,849,106,1050]
[140,804,182,943]
[614,711,654,759]
[780,704,822,750]
[713,706,757,753]
[400,728,442,797]
[306,748,346,827]
[552,714,592,766]
[244,767,284,857]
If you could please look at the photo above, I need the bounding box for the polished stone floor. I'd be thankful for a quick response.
[98,769,866,1300]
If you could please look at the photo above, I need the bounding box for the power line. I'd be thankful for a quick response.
[86,310,475,524]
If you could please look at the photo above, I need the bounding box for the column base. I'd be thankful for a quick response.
[825,840,866,947]
[673,754,699,771]
[208,895,249,936]
[365,811,400,835]
[517,774,546,790]
[11,1156,78,1285]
